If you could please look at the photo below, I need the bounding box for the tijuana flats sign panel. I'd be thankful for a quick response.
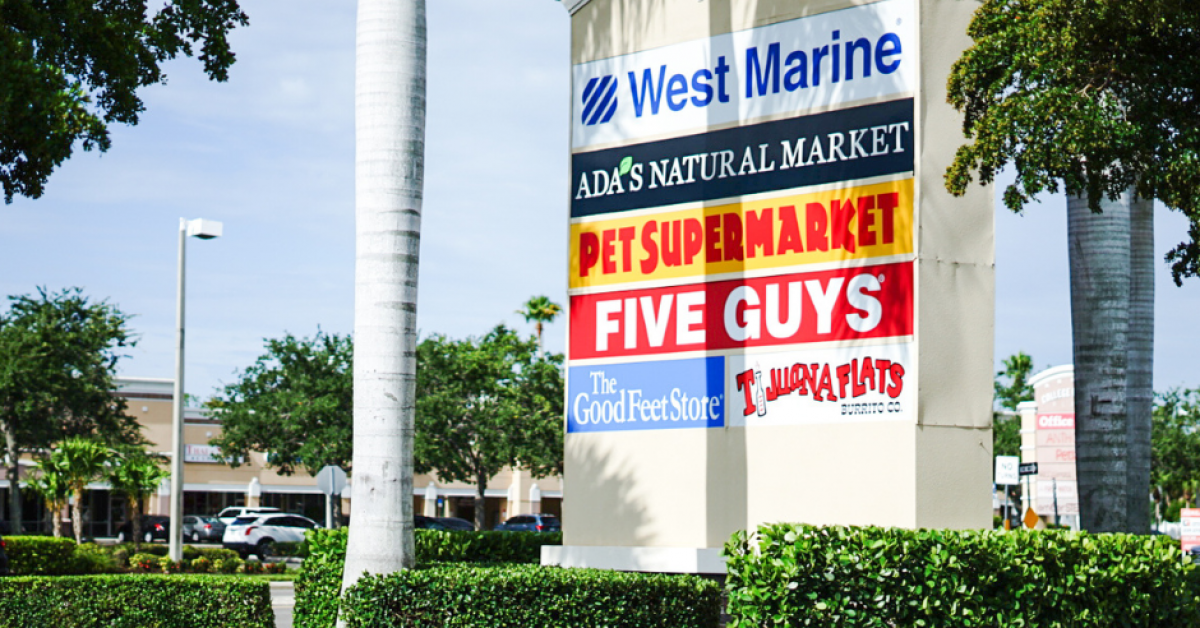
[727,343,913,427]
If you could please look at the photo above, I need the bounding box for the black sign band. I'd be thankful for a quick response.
[571,98,915,218]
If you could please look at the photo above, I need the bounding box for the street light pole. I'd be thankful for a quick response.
[169,218,222,563]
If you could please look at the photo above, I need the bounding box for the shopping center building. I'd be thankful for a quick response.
[0,377,561,536]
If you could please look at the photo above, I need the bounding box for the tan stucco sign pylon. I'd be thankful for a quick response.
[547,0,994,574]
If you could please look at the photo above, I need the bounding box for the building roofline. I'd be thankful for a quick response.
[1029,364,1074,389]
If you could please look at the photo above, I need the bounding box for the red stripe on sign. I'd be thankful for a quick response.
[570,261,913,360]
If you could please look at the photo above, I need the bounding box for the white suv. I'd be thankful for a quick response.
[215,506,281,526]
[222,513,319,559]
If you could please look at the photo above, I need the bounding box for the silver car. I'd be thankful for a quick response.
[183,515,225,542]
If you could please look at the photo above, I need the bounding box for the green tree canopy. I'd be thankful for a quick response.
[415,325,564,530]
[516,295,562,351]
[994,352,1035,413]
[0,288,141,533]
[1151,388,1200,518]
[0,0,249,202]
[210,331,352,476]
[52,437,110,544]
[945,0,1200,283]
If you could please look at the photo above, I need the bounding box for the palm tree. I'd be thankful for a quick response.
[53,437,111,544]
[341,0,426,598]
[517,296,562,353]
[27,457,70,538]
[108,449,169,550]
[1069,192,1154,533]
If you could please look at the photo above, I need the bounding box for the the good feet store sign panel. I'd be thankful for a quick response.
[554,0,993,571]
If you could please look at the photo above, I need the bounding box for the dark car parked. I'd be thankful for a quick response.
[415,515,447,530]
[0,535,9,575]
[494,514,560,533]
[435,517,475,531]
[116,516,171,544]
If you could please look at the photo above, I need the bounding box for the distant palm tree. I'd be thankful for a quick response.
[53,438,110,544]
[342,0,426,601]
[517,296,562,353]
[28,458,70,538]
[108,449,169,550]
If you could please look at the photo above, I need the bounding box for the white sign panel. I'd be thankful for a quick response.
[726,342,913,427]
[994,456,1020,486]
[1036,479,1079,516]
[572,0,916,149]
[184,444,222,464]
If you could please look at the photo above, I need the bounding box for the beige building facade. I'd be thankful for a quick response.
[0,377,561,535]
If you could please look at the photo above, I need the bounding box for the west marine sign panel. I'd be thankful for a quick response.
[571,0,914,150]
[566,0,917,433]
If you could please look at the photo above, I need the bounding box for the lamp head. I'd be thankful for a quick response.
[186,218,223,240]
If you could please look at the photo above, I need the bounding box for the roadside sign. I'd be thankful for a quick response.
[995,456,1020,485]
[316,465,348,496]
[1023,507,1040,529]
[1018,462,1039,476]
[1182,509,1200,553]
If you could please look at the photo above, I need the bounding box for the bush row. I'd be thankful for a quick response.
[725,524,1200,628]
[3,536,248,574]
[126,552,286,575]
[294,528,563,628]
[0,575,273,627]
[341,565,721,628]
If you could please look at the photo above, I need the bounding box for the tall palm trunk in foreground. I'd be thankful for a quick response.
[1069,190,1153,533]
[340,0,425,596]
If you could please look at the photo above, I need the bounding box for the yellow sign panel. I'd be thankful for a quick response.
[569,179,914,290]
[1023,507,1041,529]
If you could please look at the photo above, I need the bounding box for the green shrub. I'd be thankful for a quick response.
[72,543,121,573]
[725,524,1200,628]
[340,564,720,627]
[197,547,239,562]
[129,553,161,573]
[294,529,347,628]
[212,556,243,574]
[266,561,288,575]
[241,560,264,575]
[157,556,183,574]
[294,527,564,628]
[191,557,212,573]
[3,536,79,574]
[274,541,307,557]
[0,575,273,627]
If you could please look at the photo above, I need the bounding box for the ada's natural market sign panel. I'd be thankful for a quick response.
[571,0,915,150]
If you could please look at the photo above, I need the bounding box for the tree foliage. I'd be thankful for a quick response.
[108,447,169,550]
[0,0,249,202]
[51,437,110,544]
[210,331,352,476]
[415,326,563,530]
[0,288,141,532]
[994,352,1035,412]
[1151,388,1200,518]
[515,295,562,350]
[945,0,1200,283]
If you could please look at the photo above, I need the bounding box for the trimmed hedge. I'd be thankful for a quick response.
[295,528,564,628]
[0,574,273,627]
[725,524,1200,628]
[341,564,721,627]
[3,536,79,574]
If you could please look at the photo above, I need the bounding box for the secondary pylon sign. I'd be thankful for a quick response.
[568,0,917,433]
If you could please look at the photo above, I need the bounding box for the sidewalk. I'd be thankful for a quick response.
[270,581,295,628]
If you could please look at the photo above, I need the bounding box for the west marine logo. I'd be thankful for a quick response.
[581,75,618,126]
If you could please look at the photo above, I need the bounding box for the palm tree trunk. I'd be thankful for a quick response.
[341,0,425,600]
[131,496,143,550]
[72,487,85,544]
[1069,190,1153,533]
[2,421,20,534]
[475,468,488,532]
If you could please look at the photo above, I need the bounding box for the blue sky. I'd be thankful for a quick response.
[2,0,1197,399]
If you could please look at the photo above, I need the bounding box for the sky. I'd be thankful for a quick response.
[1,0,1198,400]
